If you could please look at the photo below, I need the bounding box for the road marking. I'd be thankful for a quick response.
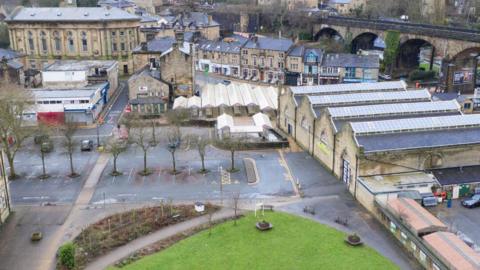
[111,175,116,184]
[22,196,50,200]
[127,168,134,183]
[117,193,136,197]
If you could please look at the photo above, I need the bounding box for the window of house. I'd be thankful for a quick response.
[269,57,273,67]
[111,31,116,37]
[119,31,124,36]
[389,221,396,233]
[28,31,34,51]
[306,54,317,63]
[400,232,407,244]
[112,42,117,52]
[29,60,36,69]
[242,50,248,55]
[67,31,75,52]
[464,103,472,110]
[53,31,61,51]
[312,66,318,74]
[120,42,126,51]
[278,62,284,68]
[345,67,356,78]
[253,56,257,66]
[40,31,48,52]
[260,57,264,67]
[81,32,88,52]
[419,251,426,263]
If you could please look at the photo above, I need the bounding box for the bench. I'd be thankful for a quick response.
[261,205,274,211]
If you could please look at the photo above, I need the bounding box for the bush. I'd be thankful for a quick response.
[58,242,76,270]
[409,69,436,81]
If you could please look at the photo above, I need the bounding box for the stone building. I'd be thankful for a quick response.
[329,0,367,14]
[0,150,10,225]
[257,0,319,9]
[139,12,220,42]
[5,7,141,74]
[293,89,431,155]
[196,35,248,78]
[128,66,169,116]
[0,48,25,85]
[339,114,480,211]
[286,46,324,86]
[132,31,193,97]
[241,35,293,84]
[278,81,408,137]
[319,53,379,84]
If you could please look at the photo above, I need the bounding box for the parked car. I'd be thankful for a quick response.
[34,134,49,144]
[40,140,53,153]
[222,80,231,85]
[461,194,480,208]
[379,74,392,81]
[422,196,438,207]
[81,140,94,151]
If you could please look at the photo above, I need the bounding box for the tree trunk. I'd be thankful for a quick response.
[171,151,176,173]
[230,150,235,171]
[69,151,75,176]
[143,150,147,174]
[41,151,46,177]
[6,155,15,179]
[113,155,118,174]
[201,154,205,172]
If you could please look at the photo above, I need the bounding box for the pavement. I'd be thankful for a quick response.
[84,208,238,270]
[429,200,480,248]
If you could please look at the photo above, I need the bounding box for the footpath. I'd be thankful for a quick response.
[84,208,237,270]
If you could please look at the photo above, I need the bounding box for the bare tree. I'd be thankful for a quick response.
[61,121,80,178]
[166,129,182,174]
[105,138,127,176]
[191,135,210,173]
[232,192,240,226]
[120,112,140,136]
[166,109,189,133]
[149,120,157,146]
[216,136,244,172]
[0,83,34,179]
[129,125,152,176]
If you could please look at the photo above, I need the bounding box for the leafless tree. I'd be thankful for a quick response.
[61,121,80,178]
[191,135,210,173]
[0,83,34,179]
[105,138,127,176]
[129,125,152,176]
[149,120,158,146]
[232,192,240,226]
[166,129,182,174]
[216,136,244,172]
[166,109,189,133]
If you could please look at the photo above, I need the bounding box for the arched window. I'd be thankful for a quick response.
[40,31,47,52]
[28,31,34,51]
[81,32,88,52]
[53,31,61,52]
[67,31,75,52]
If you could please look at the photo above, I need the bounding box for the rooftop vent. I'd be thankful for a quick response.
[84,12,89,16]
[30,13,35,16]
[105,12,110,16]
[57,12,62,16]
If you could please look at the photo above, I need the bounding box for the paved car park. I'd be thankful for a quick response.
[429,201,480,249]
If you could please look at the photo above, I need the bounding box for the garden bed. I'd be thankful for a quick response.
[67,204,219,269]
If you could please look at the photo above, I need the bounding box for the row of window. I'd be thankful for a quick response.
[25,29,135,54]
[36,99,90,105]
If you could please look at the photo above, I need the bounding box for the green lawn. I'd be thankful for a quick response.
[111,212,398,270]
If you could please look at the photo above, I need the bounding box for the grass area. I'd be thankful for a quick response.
[111,212,398,270]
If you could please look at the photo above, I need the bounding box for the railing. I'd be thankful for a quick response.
[321,16,480,43]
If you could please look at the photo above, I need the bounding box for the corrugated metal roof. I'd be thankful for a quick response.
[352,114,480,135]
[290,80,407,95]
[308,89,430,106]
[328,100,460,119]
[7,7,140,22]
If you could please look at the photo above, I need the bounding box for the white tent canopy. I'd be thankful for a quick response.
[253,112,272,128]
[175,82,278,111]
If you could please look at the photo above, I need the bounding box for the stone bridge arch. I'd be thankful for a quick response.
[350,32,385,53]
[396,38,436,69]
[314,26,344,41]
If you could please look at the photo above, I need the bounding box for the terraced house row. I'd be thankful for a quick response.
[195,34,380,85]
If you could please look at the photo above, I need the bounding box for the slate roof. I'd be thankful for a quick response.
[133,36,175,53]
[6,7,140,22]
[290,80,407,95]
[288,45,305,57]
[323,53,380,68]
[432,165,480,186]
[244,36,293,52]
[97,0,136,9]
[197,35,248,53]
[171,12,219,28]
[356,127,480,153]
[0,48,22,60]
